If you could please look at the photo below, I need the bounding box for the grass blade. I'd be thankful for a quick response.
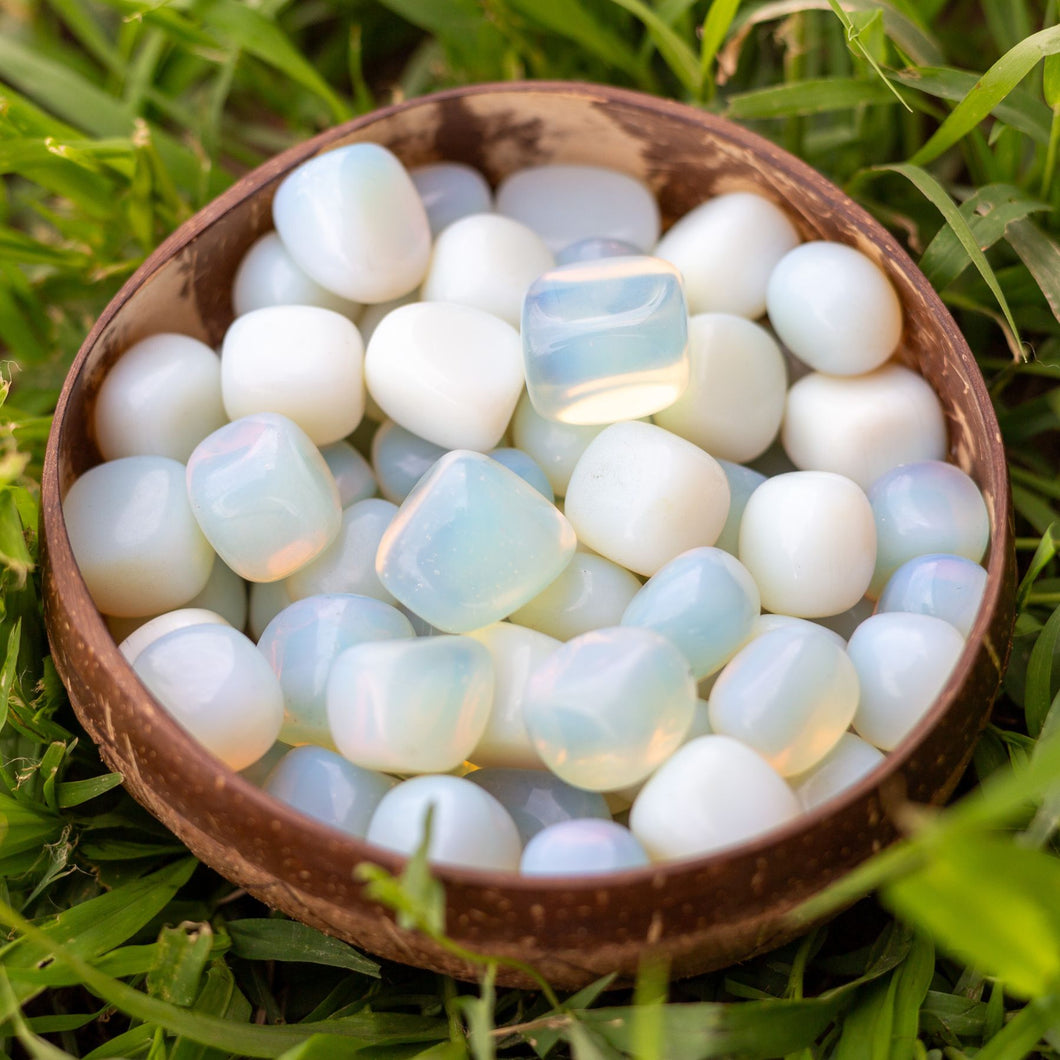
[1005,217,1060,326]
[605,0,703,95]
[726,77,899,119]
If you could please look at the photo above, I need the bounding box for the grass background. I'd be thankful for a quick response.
[0,0,1059,1056]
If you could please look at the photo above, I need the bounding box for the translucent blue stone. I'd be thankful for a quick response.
[466,767,611,844]
[258,593,414,748]
[555,237,641,265]
[488,448,554,501]
[320,440,376,507]
[264,745,396,836]
[522,256,690,424]
[376,450,577,633]
[622,547,760,679]
[371,420,446,504]
[520,819,649,876]
[509,390,604,498]
[713,460,767,556]
[410,161,493,236]
[877,553,987,638]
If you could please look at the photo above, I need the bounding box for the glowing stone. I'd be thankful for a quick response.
[320,441,376,507]
[410,161,492,235]
[521,819,649,876]
[789,732,885,812]
[118,608,229,664]
[509,390,604,498]
[877,552,988,638]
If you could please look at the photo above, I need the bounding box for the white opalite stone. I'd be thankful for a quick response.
[365,302,524,451]
[782,363,948,490]
[272,142,431,303]
[422,213,554,327]
[64,456,215,617]
[411,161,493,235]
[713,460,766,556]
[848,612,965,751]
[119,608,229,664]
[521,819,649,876]
[790,732,886,812]
[556,236,641,265]
[357,291,419,347]
[767,241,903,375]
[653,314,787,463]
[510,390,604,498]
[366,774,521,871]
[370,421,446,504]
[221,306,365,446]
[739,471,876,618]
[877,552,987,638]
[93,334,227,463]
[654,191,800,318]
[752,613,847,651]
[565,421,730,577]
[630,735,800,861]
[231,232,361,319]
[496,163,660,254]
[133,623,283,771]
[320,441,376,507]
[248,579,291,641]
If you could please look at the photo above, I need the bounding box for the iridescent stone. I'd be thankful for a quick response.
[118,608,229,664]
[522,256,689,425]
[320,440,376,507]
[263,745,396,836]
[488,448,554,501]
[622,547,759,679]
[371,421,446,504]
[259,593,414,748]
[877,553,988,638]
[410,161,493,235]
[521,819,648,876]
[509,391,605,498]
[523,626,695,791]
[555,237,641,265]
[708,626,859,776]
[713,460,766,556]
[186,413,342,583]
[789,732,885,811]
[376,450,576,633]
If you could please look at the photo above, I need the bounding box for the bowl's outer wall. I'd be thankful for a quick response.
[41,83,1016,989]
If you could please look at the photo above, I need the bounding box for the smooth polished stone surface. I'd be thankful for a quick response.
[789,732,885,812]
[630,735,800,861]
[259,593,414,748]
[366,774,521,871]
[739,471,876,618]
[133,623,283,771]
[187,413,342,583]
[93,333,227,463]
[264,745,396,836]
[622,547,760,679]
[365,302,524,451]
[231,231,362,319]
[752,613,847,651]
[767,241,903,375]
[523,626,695,791]
[877,553,988,638]
[510,552,642,641]
[422,213,554,327]
[868,460,990,596]
[653,314,786,463]
[708,626,859,775]
[377,450,577,633]
[248,578,291,640]
[782,364,948,490]
[327,635,493,773]
[65,456,215,617]
[522,256,689,425]
[565,421,730,577]
[848,612,965,751]
[466,623,561,769]
[713,460,767,556]
[521,819,649,876]
[356,291,419,348]
[488,448,554,501]
[371,421,446,504]
[467,768,610,844]
[509,390,604,498]
[410,161,493,235]
[496,164,660,254]
[654,191,800,318]
[272,142,431,303]
[555,236,641,265]
[119,608,229,664]
[320,441,376,507]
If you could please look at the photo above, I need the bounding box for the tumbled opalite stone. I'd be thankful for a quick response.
[231,232,361,319]
[357,291,418,348]
[565,422,730,577]
[521,819,648,876]
[366,774,521,871]
[119,608,229,664]
[789,732,885,812]
[264,745,396,836]
[488,448,554,501]
[327,635,493,773]
[64,456,215,617]
[868,461,990,596]
[848,612,965,750]
[466,623,561,769]
[622,547,760,679]
[654,191,800,318]
[93,334,227,463]
[248,579,291,640]
[708,626,859,776]
[259,593,413,748]
[370,421,446,504]
[272,142,431,303]
[713,460,766,556]
[410,161,493,236]
[510,390,604,498]
[630,735,800,861]
[467,768,610,844]
[782,364,948,490]
[320,441,376,507]
[510,552,642,641]
[523,626,695,791]
[376,450,576,633]
[186,413,342,583]
[739,471,876,618]
[522,256,689,424]
[767,241,903,375]
[877,553,987,638]
[133,624,284,770]
[555,237,641,265]
[752,613,847,651]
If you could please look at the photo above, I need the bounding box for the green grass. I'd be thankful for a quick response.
[1,0,1060,1055]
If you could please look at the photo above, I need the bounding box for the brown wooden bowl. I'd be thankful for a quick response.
[41,81,1015,990]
